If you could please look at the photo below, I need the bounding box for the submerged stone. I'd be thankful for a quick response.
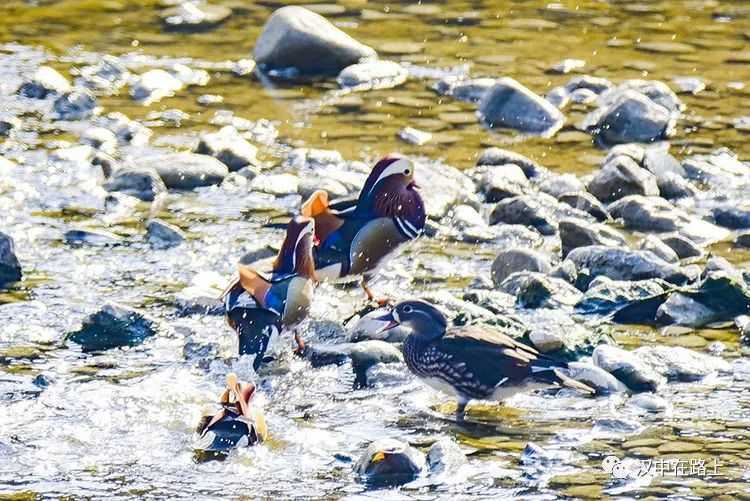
[67,303,158,352]
[337,60,407,90]
[354,438,426,485]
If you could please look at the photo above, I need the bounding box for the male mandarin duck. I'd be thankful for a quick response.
[376,300,594,421]
[195,373,268,453]
[301,154,426,303]
[223,216,317,369]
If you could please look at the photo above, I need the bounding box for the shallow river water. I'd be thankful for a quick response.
[1,0,750,499]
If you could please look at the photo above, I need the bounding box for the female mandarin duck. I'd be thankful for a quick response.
[223,216,317,370]
[377,300,594,422]
[195,373,268,453]
[301,154,426,304]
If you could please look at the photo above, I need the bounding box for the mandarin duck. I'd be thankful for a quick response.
[376,300,594,421]
[223,216,317,369]
[300,155,425,304]
[195,373,268,454]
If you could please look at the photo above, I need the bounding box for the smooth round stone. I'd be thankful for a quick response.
[379,41,424,54]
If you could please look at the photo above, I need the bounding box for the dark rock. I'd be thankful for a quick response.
[435,77,496,103]
[606,80,684,114]
[609,196,730,244]
[682,148,748,186]
[537,173,585,198]
[195,126,259,171]
[64,229,124,247]
[567,246,688,285]
[139,153,228,190]
[476,164,530,202]
[558,192,609,221]
[0,233,22,287]
[0,116,21,137]
[476,147,546,178]
[713,206,750,229]
[66,303,158,352]
[559,218,627,258]
[478,78,564,136]
[656,172,699,200]
[427,439,465,475]
[489,195,557,235]
[53,90,96,121]
[337,60,407,90]
[550,259,578,284]
[564,362,628,394]
[105,166,167,202]
[592,344,665,392]
[254,6,376,79]
[638,235,679,263]
[634,346,730,382]
[354,438,426,485]
[98,112,152,145]
[161,2,232,32]
[147,219,186,249]
[79,55,129,91]
[499,271,583,309]
[565,75,613,94]
[303,340,401,388]
[491,248,551,286]
[660,233,702,259]
[582,90,675,145]
[655,293,716,327]
[587,155,659,203]
[18,66,70,98]
[576,277,673,316]
[735,231,750,248]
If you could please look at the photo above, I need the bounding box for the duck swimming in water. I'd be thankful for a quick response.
[195,373,268,454]
[301,155,426,304]
[223,216,317,370]
[376,300,594,422]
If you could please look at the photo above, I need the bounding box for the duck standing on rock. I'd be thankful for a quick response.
[301,155,426,304]
[223,216,317,370]
[376,300,594,421]
[195,373,268,454]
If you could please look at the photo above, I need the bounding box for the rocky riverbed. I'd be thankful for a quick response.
[1,0,750,499]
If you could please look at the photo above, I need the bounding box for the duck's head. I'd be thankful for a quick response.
[375,300,448,340]
[358,155,425,233]
[273,215,317,279]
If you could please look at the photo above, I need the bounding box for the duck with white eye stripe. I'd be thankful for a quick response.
[300,154,426,304]
[222,216,317,370]
[375,300,595,422]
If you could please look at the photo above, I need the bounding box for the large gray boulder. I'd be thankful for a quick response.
[559,218,627,258]
[478,78,564,137]
[138,153,228,190]
[491,248,551,286]
[0,233,22,287]
[567,245,688,285]
[587,155,659,203]
[583,89,675,145]
[254,6,376,78]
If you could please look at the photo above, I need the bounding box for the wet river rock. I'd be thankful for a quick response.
[195,126,259,171]
[583,89,675,145]
[302,340,402,388]
[337,60,407,91]
[139,153,228,190]
[592,344,666,392]
[499,271,583,309]
[0,232,22,287]
[557,192,609,222]
[638,235,680,263]
[491,248,551,286]
[478,78,565,137]
[354,438,426,485]
[104,166,168,202]
[576,277,673,316]
[587,155,659,203]
[635,346,730,382]
[489,195,557,235]
[476,147,547,178]
[52,89,97,121]
[147,219,186,249]
[566,245,688,286]
[161,2,232,32]
[565,362,628,394]
[254,6,376,79]
[559,218,627,258]
[66,303,158,352]
[18,66,70,98]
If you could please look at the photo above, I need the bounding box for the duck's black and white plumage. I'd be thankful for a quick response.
[376,300,594,420]
[223,216,317,369]
[300,155,426,303]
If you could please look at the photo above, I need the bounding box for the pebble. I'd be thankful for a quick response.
[130,69,183,104]
[104,166,168,202]
[337,60,407,90]
[53,89,97,121]
[398,126,432,145]
[161,1,231,32]
[18,66,70,98]
[64,229,124,247]
[147,219,186,249]
[195,126,259,171]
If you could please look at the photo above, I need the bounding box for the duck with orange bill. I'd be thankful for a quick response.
[194,373,268,455]
[222,216,317,370]
[301,154,426,304]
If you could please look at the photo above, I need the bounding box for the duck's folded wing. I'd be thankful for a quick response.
[236,265,272,307]
[301,190,348,244]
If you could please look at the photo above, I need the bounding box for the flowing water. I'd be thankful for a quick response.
[1,0,750,499]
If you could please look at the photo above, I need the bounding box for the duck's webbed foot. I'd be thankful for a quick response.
[361,278,392,307]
